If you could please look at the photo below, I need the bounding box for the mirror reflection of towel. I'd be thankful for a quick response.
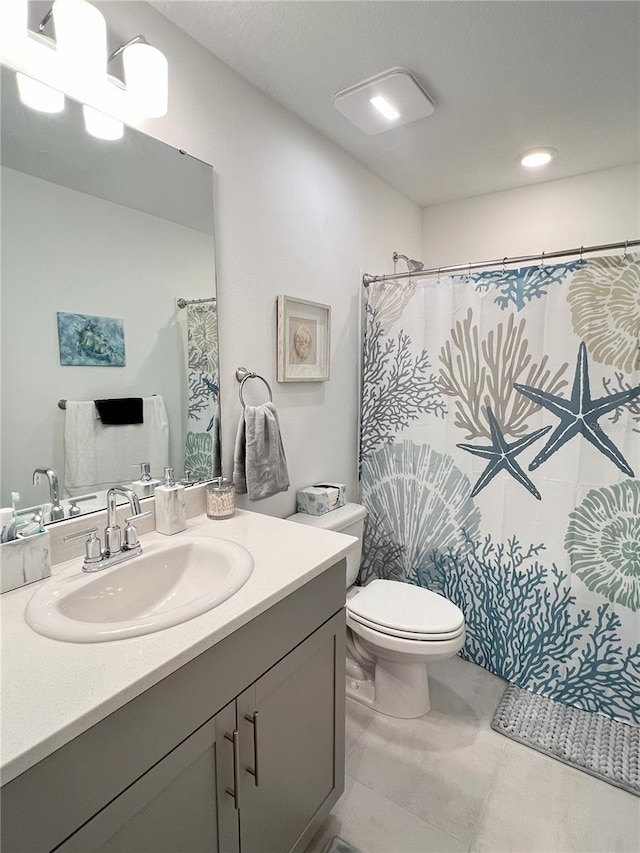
[64,396,169,496]
[234,403,289,501]
[94,397,143,425]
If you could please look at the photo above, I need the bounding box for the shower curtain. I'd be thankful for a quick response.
[359,253,640,725]
[184,302,221,481]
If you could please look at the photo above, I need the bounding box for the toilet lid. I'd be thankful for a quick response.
[347,579,464,640]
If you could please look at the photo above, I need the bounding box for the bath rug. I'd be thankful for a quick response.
[492,685,639,796]
[323,836,361,853]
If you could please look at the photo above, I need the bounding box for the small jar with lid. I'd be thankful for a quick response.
[206,478,235,519]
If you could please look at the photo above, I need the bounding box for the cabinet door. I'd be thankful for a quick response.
[237,613,345,853]
[58,702,239,853]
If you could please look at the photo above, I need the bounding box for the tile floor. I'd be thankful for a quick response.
[305,656,640,853]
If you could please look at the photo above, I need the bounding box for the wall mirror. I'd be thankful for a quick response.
[1,65,221,524]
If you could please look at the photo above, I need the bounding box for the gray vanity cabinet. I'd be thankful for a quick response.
[57,617,341,853]
[1,561,346,853]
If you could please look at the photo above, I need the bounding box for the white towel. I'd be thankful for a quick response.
[64,396,170,496]
[233,403,289,501]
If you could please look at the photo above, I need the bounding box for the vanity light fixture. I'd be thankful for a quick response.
[83,105,124,140]
[121,38,169,119]
[16,73,65,113]
[334,67,435,135]
[520,147,557,168]
[0,0,169,139]
[53,0,107,83]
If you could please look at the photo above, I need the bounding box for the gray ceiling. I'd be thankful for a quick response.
[151,1,640,208]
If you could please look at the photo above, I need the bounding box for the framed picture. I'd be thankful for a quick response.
[277,296,331,382]
[57,312,126,367]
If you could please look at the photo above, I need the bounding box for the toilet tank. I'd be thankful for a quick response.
[287,502,367,587]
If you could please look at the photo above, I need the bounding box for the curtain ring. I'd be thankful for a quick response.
[502,257,507,275]
[437,267,441,284]
[539,251,545,271]
[468,262,472,283]
[579,245,584,264]
[623,239,628,261]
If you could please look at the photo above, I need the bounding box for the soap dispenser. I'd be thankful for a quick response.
[155,467,187,535]
[132,462,161,499]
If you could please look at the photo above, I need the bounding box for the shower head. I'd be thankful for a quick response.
[393,251,424,272]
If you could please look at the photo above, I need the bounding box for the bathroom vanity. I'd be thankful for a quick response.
[0,511,353,853]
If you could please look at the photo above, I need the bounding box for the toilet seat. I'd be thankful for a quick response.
[347,579,464,641]
[347,611,464,641]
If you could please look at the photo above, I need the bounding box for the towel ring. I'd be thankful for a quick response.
[236,367,273,409]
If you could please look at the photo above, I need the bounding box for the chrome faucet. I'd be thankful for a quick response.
[64,486,151,573]
[105,486,141,555]
[32,467,65,521]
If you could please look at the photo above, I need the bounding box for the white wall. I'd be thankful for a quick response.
[89,1,422,518]
[422,163,640,267]
[1,167,213,507]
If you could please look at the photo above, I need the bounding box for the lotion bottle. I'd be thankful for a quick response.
[132,462,161,499]
[155,467,187,535]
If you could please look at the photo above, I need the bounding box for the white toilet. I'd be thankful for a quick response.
[288,502,466,718]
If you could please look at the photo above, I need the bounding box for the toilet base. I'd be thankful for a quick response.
[346,655,431,719]
[375,658,431,718]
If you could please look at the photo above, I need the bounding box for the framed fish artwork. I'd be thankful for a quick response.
[57,312,126,367]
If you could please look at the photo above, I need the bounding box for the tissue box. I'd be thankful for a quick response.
[0,531,51,594]
[296,483,346,516]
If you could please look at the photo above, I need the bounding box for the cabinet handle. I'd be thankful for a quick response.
[224,730,241,810]
[244,711,260,787]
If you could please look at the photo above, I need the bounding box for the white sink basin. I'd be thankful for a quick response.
[26,536,254,643]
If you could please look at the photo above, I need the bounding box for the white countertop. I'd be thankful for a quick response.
[0,510,355,785]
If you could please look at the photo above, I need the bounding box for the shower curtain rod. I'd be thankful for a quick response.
[176,296,216,309]
[361,238,640,287]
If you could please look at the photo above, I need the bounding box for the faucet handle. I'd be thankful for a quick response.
[123,511,152,549]
[64,527,102,564]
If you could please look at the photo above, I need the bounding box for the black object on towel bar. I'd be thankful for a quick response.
[235,367,273,409]
[94,398,144,425]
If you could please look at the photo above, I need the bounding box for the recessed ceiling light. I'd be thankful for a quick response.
[334,67,434,135]
[520,147,557,168]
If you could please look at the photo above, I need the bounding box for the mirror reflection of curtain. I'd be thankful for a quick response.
[184,303,221,480]
[359,254,640,725]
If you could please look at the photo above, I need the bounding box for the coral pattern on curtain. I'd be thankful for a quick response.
[184,302,221,480]
[359,254,640,725]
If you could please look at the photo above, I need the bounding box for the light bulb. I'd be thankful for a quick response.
[83,105,124,140]
[123,42,168,118]
[17,74,65,113]
[53,0,107,81]
[520,148,557,169]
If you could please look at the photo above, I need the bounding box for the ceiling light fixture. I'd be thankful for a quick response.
[335,67,434,135]
[520,147,557,169]
[0,0,169,139]
[369,95,400,122]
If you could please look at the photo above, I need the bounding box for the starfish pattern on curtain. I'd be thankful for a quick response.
[515,342,640,477]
